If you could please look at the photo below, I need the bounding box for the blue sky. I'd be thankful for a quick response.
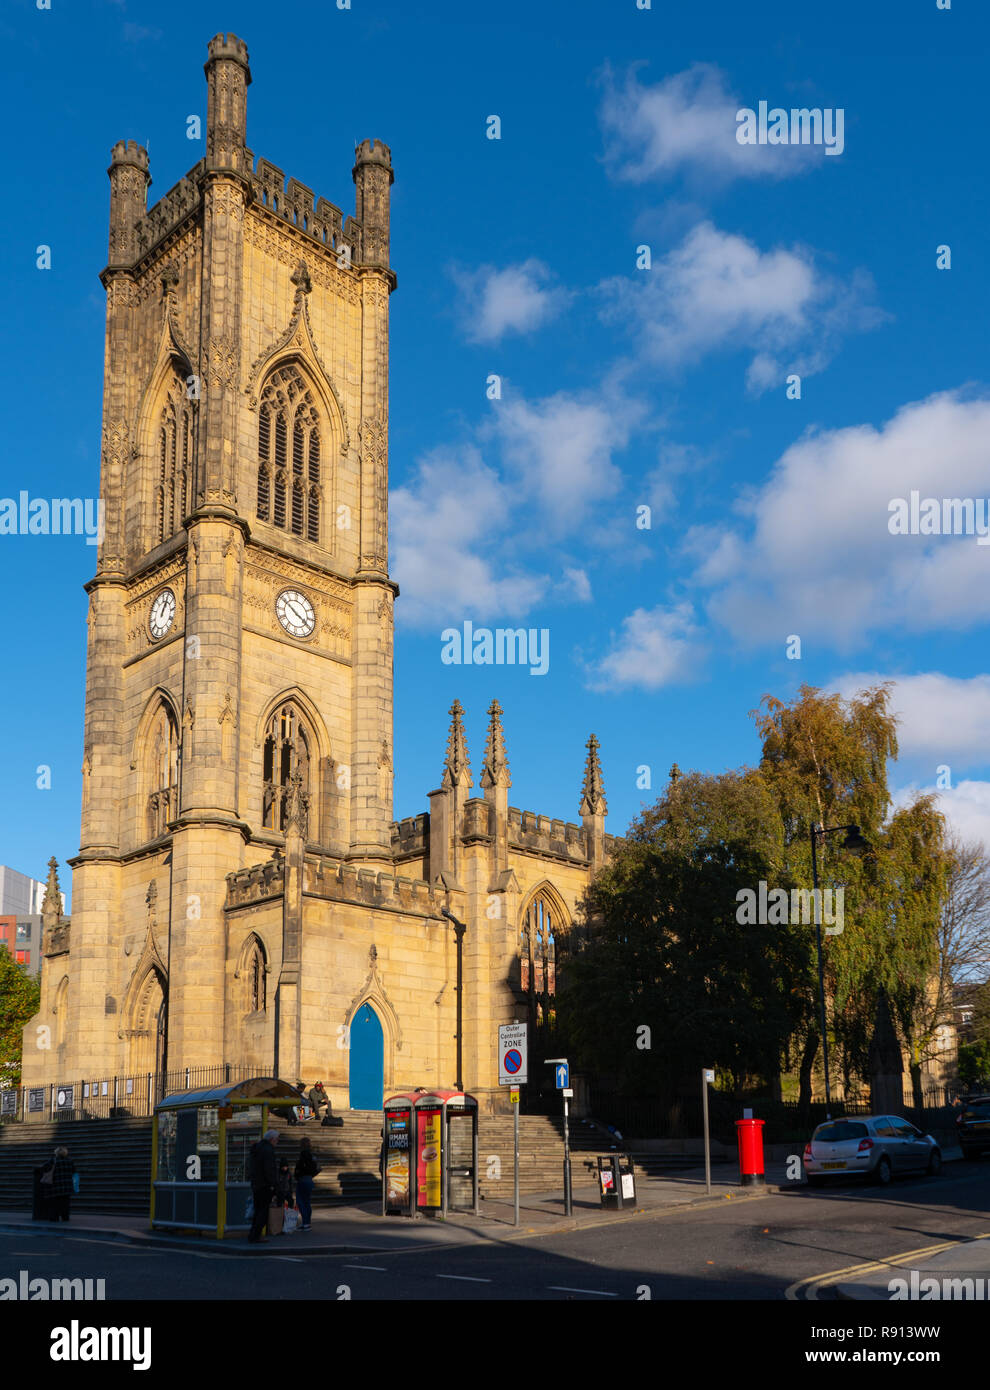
[2,0,989,907]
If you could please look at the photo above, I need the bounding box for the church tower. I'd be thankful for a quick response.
[24,33,396,1084]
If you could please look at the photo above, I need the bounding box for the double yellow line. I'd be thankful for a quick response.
[785,1234,990,1300]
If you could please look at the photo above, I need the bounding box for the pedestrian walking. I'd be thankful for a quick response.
[40,1146,76,1222]
[294,1136,320,1230]
[247,1129,279,1244]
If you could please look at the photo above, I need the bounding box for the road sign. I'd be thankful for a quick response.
[704,1069,715,1084]
[498,1023,528,1085]
[510,1086,520,1104]
[562,1088,573,1098]
[554,1062,569,1089]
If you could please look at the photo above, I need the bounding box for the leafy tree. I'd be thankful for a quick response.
[559,768,808,1098]
[958,1039,990,1091]
[752,683,948,1107]
[0,946,41,1090]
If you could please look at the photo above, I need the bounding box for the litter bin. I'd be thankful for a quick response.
[597,1155,637,1209]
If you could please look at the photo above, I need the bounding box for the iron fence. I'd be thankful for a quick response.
[0,1064,258,1124]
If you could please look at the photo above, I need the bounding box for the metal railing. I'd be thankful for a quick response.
[0,1064,257,1124]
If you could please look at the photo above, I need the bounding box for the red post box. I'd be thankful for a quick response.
[735,1117,766,1187]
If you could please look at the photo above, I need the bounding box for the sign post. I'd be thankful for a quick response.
[547,1058,572,1217]
[702,1068,715,1195]
[499,1024,528,1227]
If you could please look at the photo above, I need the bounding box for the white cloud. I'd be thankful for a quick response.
[599,222,882,390]
[696,391,990,647]
[391,384,640,626]
[832,672,990,767]
[452,260,570,343]
[559,567,593,602]
[391,446,547,626]
[598,63,822,185]
[493,390,632,534]
[585,602,703,692]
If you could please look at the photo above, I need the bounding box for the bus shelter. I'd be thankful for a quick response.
[382,1089,479,1219]
[151,1076,302,1238]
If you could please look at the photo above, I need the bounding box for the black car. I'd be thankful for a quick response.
[956,1095,990,1159]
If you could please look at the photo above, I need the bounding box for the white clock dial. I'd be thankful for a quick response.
[276,588,316,639]
[149,588,176,640]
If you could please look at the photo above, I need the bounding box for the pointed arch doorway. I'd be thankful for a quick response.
[349,1003,384,1111]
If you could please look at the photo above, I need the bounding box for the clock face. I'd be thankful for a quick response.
[149,588,176,640]
[276,589,316,639]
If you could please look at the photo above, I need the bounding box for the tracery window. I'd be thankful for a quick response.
[519,892,559,1029]
[262,703,311,833]
[245,937,267,1014]
[146,702,179,839]
[256,366,322,542]
[157,376,193,544]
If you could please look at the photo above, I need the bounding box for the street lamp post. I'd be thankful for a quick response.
[809,823,868,1119]
[441,908,467,1091]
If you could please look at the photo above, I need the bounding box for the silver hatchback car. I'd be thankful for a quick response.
[803,1115,942,1186]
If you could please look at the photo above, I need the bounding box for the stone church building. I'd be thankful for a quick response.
[21,35,615,1113]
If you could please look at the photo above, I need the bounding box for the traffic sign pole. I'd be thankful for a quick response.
[702,1067,715,1196]
[513,1095,520,1227]
[562,1090,572,1217]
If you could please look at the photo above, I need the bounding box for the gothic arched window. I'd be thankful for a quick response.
[146,701,179,840]
[157,373,194,544]
[519,890,562,1034]
[244,936,267,1014]
[262,703,311,833]
[256,366,322,542]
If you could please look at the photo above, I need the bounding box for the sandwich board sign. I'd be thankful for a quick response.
[498,1024,528,1085]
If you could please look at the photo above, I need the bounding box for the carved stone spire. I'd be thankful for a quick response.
[480,699,511,790]
[284,769,309,840]
[579,734,607,816]
[41,857,63,930]
[441,699,472,790]
[669,762,681,785]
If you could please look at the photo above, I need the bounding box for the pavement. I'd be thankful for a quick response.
[0,1157,789,1255]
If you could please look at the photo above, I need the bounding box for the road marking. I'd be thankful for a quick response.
[436,1273,491,1283]
[784,1234,990,1301]
[343,1264,387,1271]
[548,1285,617,1296]
[268,1256,305,1262]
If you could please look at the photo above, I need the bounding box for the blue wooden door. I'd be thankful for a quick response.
[349,1003,384,1110]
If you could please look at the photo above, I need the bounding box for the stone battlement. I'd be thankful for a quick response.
[507,805,589,861]
[391,813,428,857]
[307,859,443,914]
[110,139,149,170]
[134,161,204,259]
[225,853,444,917]
[250,155,355,254]
[206,31,250,69]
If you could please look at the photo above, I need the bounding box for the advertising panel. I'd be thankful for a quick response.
[416,1107,442,1209]
[385,1108,411,1208]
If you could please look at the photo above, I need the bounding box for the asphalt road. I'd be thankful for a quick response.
[3,1160,988,1302]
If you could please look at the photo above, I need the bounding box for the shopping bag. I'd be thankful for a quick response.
[283,1208,299,1234]
[267,1201,284,1236]
[72,1172,80,1194]
[244,1194,254,1221]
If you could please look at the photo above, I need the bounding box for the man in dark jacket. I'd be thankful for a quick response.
[247,1130,279,1243]
[43,1146,76,1221]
